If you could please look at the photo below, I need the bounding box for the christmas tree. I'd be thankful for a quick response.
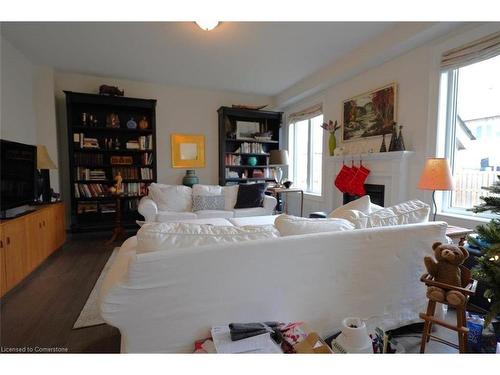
[467,175,500,325]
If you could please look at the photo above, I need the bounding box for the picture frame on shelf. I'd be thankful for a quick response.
[235,121,260,140]
[342,83,397,142]
[171,133,205,168]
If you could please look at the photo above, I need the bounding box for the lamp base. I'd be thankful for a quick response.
[40,169,52,203]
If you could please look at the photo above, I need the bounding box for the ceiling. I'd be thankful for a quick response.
[1,22,396,96]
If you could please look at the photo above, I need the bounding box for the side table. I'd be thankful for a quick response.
[267,187,304,217]
[106,194,127,245]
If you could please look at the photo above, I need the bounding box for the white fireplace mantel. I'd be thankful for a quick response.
[329,151,415,209]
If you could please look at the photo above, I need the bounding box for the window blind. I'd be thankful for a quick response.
[441,31,500,70]
[287,103,322,124]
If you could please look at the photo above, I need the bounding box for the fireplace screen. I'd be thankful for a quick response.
[343,184,385,207]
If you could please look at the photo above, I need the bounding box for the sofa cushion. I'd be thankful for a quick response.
[192,195,225,211]
[233,207,270,217]
[229,215,278,226]
[148,183,192,212]
[222,185,239,210]
[195,210,234,219]
[329,199,430,229]
[156,211,197,223]
[234,183,266,209]
[192,184,222,197]
[136,222,280,253]
[274,214,355,236]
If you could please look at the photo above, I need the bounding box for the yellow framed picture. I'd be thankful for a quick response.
[171,134,205,168]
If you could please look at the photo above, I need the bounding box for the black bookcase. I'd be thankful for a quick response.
[217,106,283,186]
[65,91,157,232]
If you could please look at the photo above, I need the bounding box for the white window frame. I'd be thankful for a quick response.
[288,114,323,196]
[439,66,496,220]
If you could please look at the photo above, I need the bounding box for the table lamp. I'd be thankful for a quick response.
[417,157,454,221]
[269,150,289,186]
[37,145,57,203]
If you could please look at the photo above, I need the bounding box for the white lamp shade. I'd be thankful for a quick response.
[37,145,57,170]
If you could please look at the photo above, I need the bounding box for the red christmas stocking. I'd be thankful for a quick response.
[334,164,354,193]
[347,165,370,196]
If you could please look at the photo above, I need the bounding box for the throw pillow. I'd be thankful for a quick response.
[192,184,223,197]
[137,222,280,253]
[328,195,382,218]
[274,214,355,236]
[222,185,239,210]
[234,183,266,209]
[148,183,192,212]
[192,195,225,211]
[367,199,430,227]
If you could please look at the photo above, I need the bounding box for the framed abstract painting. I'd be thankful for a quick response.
[171,134,205,168]
[342,83,397,141]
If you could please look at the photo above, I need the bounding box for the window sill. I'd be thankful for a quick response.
[303,192,323,202]
[436,210,489,229]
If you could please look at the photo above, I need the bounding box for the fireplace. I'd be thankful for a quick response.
[343,184,385,206]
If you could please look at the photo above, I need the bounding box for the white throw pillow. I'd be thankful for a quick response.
[367,199,430,227]
[137,222,280,253]
[148,183,192,212]
[274,214,355,237]
[222,185,239,210]
[328,195,382,218]
[192,184,223,197]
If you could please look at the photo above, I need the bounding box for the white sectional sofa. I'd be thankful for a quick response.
[138,183,277,222]
[99,216,446,353]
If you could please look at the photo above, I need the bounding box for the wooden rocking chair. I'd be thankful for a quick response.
[419,265,477,353]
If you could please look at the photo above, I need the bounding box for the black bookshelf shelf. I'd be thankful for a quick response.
[65,91,157,232]
[218,106,283,186]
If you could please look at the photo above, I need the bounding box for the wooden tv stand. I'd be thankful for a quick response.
[0,202,66,298]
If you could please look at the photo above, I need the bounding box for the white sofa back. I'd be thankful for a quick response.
[99,221,447,353]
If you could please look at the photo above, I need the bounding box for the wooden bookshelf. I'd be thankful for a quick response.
[65,91,157,232]
[217,106,283,186]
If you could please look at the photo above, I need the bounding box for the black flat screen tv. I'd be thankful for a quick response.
[0,139,37,216]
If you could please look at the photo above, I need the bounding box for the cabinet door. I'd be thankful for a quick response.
[41,207,55,256]
[26,211,45,269]
[3,218,28,292]
[0,226,7,297]
[55,203,66,249]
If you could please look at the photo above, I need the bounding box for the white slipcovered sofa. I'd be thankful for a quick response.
[138,183,277,222]
[99,216,446,353]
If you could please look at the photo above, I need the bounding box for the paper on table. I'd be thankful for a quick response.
[211,326,282,354]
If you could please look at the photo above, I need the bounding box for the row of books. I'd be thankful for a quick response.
[77,202,116,214]
[74,183,108,198]
[122,183,148,196]
[224,168,272,179]
[110,167,153,180]
[75,168,107,181]
[236,143,267,154]
[74,133,100,149]
[138,135,153,150]
[224,154,269,166]
[141,152,153,166]
[74,153,105,166]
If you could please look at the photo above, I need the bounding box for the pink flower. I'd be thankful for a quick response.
[321,120,340,133]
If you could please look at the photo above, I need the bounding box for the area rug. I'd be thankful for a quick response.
[73,248,119,329]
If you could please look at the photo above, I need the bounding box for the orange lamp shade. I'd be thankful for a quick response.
[418,158,454,191]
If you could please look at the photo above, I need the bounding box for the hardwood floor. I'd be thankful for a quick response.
[0,232,124,353]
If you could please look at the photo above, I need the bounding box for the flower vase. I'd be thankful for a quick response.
[328,132,337,156]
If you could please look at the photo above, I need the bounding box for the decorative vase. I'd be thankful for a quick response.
[328,132,337,156]
[380,134,387,152]
[247,156,257,166]
[388,122,398,152]
[397,125,406,151]
[182,170,199,187]
[126,117,137,129]
[139,116,149,130]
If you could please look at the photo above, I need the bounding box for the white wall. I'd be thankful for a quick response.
[53,72,271,211]
[1,36,60,194]
[1,36,37,144]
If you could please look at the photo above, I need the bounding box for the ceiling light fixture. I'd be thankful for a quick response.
[195,21,219,31]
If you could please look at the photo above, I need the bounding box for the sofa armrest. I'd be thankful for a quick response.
[263,195,277,212]
[138,197,158,222]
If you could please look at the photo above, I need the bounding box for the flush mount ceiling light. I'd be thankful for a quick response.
[195,21,219,31]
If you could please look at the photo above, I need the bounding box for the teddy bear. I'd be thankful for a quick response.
[424,242,469,306]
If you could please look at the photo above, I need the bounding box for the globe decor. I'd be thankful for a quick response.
[321,120,341,156]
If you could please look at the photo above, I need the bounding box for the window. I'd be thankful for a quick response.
[439,54,500,217]
[288,113,323,195]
